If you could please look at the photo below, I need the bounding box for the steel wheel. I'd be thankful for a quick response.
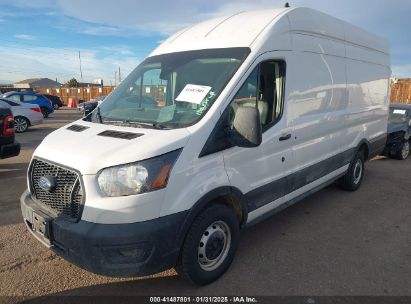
[198,220,231,272]
[401,141,410,159]
[353,158,363,185]
[14,117,29,133]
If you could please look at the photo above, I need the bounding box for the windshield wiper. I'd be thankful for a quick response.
[102,120,171,130]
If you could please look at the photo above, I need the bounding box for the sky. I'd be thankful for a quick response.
[0,0,410,85]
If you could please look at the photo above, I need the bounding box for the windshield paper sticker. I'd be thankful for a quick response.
[393,109,406,115]
[176,84,212,104]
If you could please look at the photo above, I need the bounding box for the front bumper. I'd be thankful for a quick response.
[20,190,188,277]
[0,142,20,159]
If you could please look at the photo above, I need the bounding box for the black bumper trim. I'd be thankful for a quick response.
[0,142,20,159]
[21,190,188,277]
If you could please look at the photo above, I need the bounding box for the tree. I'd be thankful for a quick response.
[64,78,79,88]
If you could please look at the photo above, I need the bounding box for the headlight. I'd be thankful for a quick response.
[97,149,181,197]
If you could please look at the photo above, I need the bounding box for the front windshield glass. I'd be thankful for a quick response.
[91,48,250,129]
[389,108,408,124]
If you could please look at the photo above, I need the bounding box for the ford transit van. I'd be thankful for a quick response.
[21,7,390,285]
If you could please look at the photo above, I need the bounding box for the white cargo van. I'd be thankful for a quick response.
[21,7,390,285]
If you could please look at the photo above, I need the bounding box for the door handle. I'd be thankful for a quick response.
[279,133,291,141]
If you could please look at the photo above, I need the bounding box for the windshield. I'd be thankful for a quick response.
[389,108,408,124]
[88,48,250,129]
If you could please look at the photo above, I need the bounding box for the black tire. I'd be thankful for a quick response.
[176,204,240,285]
[395,141,410,160]
[14,116,29,133]
[41,107,50,118]
[53,104,60,110]
[338,150,365,191]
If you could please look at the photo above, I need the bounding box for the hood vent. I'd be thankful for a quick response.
[98,130,143,140]
[67,124,89,132]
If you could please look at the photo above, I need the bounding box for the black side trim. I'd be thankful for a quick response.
[97,130,143,140]
[246,148,355,212]
[66,124,89,132]
[368,133,387,159]
[246,169,346,227]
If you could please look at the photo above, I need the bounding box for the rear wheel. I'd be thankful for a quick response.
[176,204,240,285]
[338,150,365,191]
[41,107,50,118]
[14,116,29,133]
[395,141,410,160]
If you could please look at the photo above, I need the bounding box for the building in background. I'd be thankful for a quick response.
[390,78,411,103]
[13,78,62,89]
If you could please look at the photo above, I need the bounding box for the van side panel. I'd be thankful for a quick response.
[345,56,390,155]
[287,33,349,178]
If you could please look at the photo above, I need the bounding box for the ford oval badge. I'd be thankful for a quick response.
[38,176,57,192]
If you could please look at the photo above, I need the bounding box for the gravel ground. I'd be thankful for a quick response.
[0,109,410,299]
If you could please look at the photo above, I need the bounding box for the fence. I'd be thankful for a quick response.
[36,87,115,105]
[390,78,411,103]
[34,79,411,106]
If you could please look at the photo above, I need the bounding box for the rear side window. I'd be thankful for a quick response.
[8,95,22,102]
[23,95,38,101]
[229,60,286,129]
[1,99,19,106]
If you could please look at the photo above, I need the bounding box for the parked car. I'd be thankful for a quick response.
[20,7,390,285]
[0,98,43,133]
[2,91,54,118]
[382,103,411,160]
[0,101,20,159]
[77,100,99,116]
[43,94,63,110]
[77,96,106,116]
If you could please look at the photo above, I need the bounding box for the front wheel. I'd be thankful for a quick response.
[41,107,50,118]
[338,150,365,191]
[53,104,60,110]
[395,141,410,160]
[176,204,240,285]
[14,116,29,133]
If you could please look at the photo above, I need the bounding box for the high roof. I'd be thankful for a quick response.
[151,8,289,56]
[150,7,389,57]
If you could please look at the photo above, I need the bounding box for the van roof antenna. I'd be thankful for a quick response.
[285,2,290,7]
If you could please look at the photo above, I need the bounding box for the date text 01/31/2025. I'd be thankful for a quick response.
[149,296,258,303]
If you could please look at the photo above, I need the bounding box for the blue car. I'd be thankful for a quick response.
[2,91,54,118]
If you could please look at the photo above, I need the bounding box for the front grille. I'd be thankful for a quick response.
[30,158,84,220]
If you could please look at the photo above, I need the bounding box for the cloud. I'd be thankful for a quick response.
[14,34,36,40]
[392,65,411,78]
[79,26,124,36]
[0,45,140,84]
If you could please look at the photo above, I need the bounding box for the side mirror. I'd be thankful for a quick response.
[230,106,262,147]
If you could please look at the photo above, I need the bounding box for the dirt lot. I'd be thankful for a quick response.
[0,109,410,299]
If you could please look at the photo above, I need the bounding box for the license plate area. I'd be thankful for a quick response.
[32,211,53,242]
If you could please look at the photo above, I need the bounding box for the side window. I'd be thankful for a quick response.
[230,60,285,128]
[8,95,22,102]
[23,95,37,102]
[2,99,19,106]
[128,67,167,108]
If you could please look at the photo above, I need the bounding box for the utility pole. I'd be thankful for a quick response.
[78,51,83,81]
[114,71,117,87]
[118,67,121,83]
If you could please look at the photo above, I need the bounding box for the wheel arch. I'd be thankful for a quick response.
[176,186,248,249]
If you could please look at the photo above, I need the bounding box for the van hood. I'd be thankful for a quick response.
[33,120,191,175]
